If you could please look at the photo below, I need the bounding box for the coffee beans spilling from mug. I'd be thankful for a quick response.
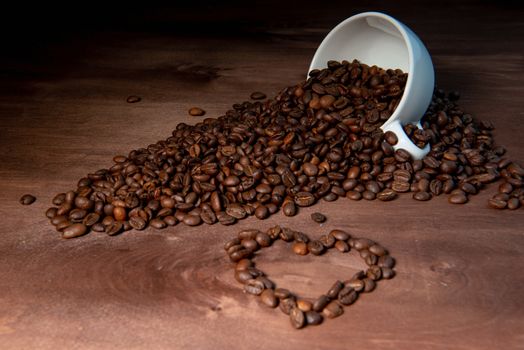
[225,226,395,329]
[45,59,523,238]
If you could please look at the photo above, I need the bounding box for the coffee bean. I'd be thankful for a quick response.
[183,214,202,226]
[367,265,382,280]
[381,267,395,279]
[507,197,521,210]
[255,232,272,247]
[282,202,297,216]
[327,280,344,299]
[150,218,167,229]
[62,223,87,239]
[126,95,141,103]
[105,221,123,236]
[255,205,269,219]
[235,259,253,271]
[305,311,323,325]
[113,206,127,221]
[313,295,330,312]
[260,289,278,308]
[335,240,349,252]
[188,107,205,116]
[224,238,241,250]
[45,207,58,219]
[250,91,267,100]
[384,131,398,145]
[319,234,336,248]
[449,193,468,204]
[330,229,350,241]
[244,279,265,295]
[413,191,432,201]
[488,197,507,209]
[303,162,318,176]
[20,194,36,205]
[297,299,313,312]
[322,301,343,319]
[338,286,358,305]
[290,307,306,329]
[83,213,100,226]
[235,270,254,284]
[346,278,365,292]
[241,239,259,251]
[363,278,376,292]
[52,193,66,206]
[279,298,297,315]
[378,255,395,269]
[229,249,251,262]
[294,192,315,207]
[346,191,362,200]
[311,212,326,223]
[292,242,308,255]
[91,223,105,232]
[307,240,325,255]
[274,288,292,300]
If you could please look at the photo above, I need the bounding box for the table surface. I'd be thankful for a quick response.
[1,2,523,349]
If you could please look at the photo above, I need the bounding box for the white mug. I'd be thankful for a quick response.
[309,12,434,160]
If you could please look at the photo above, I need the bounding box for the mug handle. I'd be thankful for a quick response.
[380,120,429,160]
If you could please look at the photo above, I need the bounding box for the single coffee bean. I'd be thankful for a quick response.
[238,229,260,240]
[330,229,350,241]
[488,197,507,209]
[91,223,105,232]
[250,91,267,100]
[449,193,468,204]
[255,232,272,247]
[45,207,58,219]
[307,240,325,255]
[235,270,254,284]
[384,131,398,145]
[369,244,386,256]
[313,295,330,312]
[326,280,344,299]
[244,279,265,295]
[354,238,374,251]
[346,278,365,292]
[294,192,315,207]
[282,202,297,216]
[413,191,432,201]
[241,239,259,251]
[322,301,344,319]
[367,265,382,280]
[338,286,358,305]
[183,214,202,226]
[378,255,395,268]
[254,205,269,219]
[507,197,520,210]
[106,221,123,236]
[274,288,292,300]
[346,191,362,200]
[305,311,323,325]
[224,238,241,250]
[292,242,308,255]
[52,193,66,206]
[164,215,178,226]
[381,267,395,279]
[297,299,313,312]
[126,95,141,103]
[363,278,376,292]
[334,240,349,252]
[319,234,336,248]
[229,249,251,262]
[279,297,297,315]
[113,206,127,221]
[290,307,306,329]
[20,194,36,205]
[260,289,278,308]
[311,212,326,223]
[377,189,397,201]
[235,259,253,271]
[83,213,100,226]
[150,218,167,229]
[62,223,87,239]
[188,107,206,116]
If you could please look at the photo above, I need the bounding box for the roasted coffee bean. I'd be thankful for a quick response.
[363,278,376,292]
[260,289,278,308]
[322,301,344,319]
[327,280,344,299]
[235,259,253,271]
[255,232,272,247]
[384,131,398,145]
[250,91,266,100]
[244,279,265,295]
[330,229,350,241]
[307,240,325,255]
[507,197,521,210]
[282,202,297,216]
[354,238,374,251]
[62,223,87,239]
[126,95,141,103]
[335,240,349,252]
[367,265,382,280]
[150,218,167,229]
[319,234,336,248]
[183,214,202,226]
[346,191,362,200]
[224,238,241,250]
[52,193,66,206]
[488,198,507,209]
[369,244,386,257]
[346,278,365,292]
[229,249,251,262]
[254,205,269,219]
[378,255,395,268]
[106,221,123,236]
[449,193,468,204]
[381,267,395,279]
[290,307,306,329]
[338,286,358,305]
[305,311,323,325]
[241,239,259,251]
[311,212,326,223]
[313,295,330,312]
[297,299,313,312]
[235,270,254,284]
[218,212,236,225]
[20,194,36,205]
[91,223,105,232]
[200,208,217,224]
[413,191,432,201]
[294,192,315,207]
[83,213,100,226]
[279,298,297,315]
[45,207,58,219]
[274,288,292,300]
[377,189,397,201]
[292,242,308,255]
[188,107,205,116]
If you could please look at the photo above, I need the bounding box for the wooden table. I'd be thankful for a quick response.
[1,2,523,349]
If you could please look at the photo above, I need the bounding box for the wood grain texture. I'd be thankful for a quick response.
[0,2,523,349]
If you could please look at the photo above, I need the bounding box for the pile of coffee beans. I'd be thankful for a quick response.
[225,226,395,329]
[45,59,523,238]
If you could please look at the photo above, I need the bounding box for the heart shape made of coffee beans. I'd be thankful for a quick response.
[225,225,396,329]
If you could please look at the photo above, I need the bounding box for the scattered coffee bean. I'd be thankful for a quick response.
[322,301,344,319]
[260,289,278,308]
[305,311,323,325]
[188,107,206,116]
[62,223,87,239]
[250,91,267,100]
[20,194,36,205]
[126,95,141,103]
[311,212,326,223]
[290,307,306,329]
